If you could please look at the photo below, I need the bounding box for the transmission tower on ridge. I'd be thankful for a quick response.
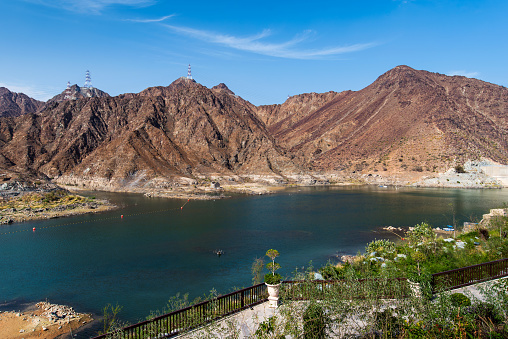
[84,70,93,88]
[187,64,192,80]
[64,81,72,100]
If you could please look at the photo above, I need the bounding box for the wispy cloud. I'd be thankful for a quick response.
[161,24,377,60]
[0,83,56,101]
[447,70,480,78]
[25,0,156,13]
[128,14,175,23]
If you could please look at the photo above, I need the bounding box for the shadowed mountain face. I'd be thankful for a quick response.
[0,66,507,189]
[0,87,44,117]
[0,78,300,189]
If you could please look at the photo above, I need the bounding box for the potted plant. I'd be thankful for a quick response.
[264,249,282,308]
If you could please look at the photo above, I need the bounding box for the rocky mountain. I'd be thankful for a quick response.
[257,91,342,127]
[266,66,508,177]
[0,78,300,190]
[0,65,507,191]
[0,87,44,117]
[47,84,109,103]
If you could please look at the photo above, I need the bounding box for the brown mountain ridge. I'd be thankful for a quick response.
[0,66,507,191]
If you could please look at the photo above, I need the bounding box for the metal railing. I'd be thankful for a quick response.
[432,258,508,292]
[93,259,508,338]
[92,283,267,339]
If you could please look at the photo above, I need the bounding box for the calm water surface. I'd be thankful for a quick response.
[1,186,508,326]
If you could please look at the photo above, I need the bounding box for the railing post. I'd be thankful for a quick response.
[241,290,245,308]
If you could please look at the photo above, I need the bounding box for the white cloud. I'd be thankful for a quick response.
[128,14,175,23]
[25,0,156,13]
[0,83,56,101]
[162,24,377,60]
[447,70,480,78]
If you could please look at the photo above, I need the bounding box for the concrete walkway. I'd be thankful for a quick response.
[444,276,508,301]
[178,301,278,338]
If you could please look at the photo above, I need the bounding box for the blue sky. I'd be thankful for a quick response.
[0,0,506,105]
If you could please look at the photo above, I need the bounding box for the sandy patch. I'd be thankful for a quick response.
[0,302,93,339]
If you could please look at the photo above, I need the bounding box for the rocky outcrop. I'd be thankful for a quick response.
[46,84,109,104]
[0,87,44,117]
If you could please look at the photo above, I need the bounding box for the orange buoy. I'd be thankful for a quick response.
[121,215,124,219]
[181,206,183,210]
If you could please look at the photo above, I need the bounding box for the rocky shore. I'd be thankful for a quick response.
[0,301,93,339]
[0,188,115,225]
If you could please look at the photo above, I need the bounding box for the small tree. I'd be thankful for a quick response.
[303,303,328,339]
[251,257,265,285]
[407,222,434,245]
[264,249,282,284]
[411,251,426,276]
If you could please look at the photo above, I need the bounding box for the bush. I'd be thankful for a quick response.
[264,273,282,285]
[365,239,396,255]
[465,302,503,325]
[255,316,284,338]
[451,293,471,307]
[455,164,466,173]
[374,309,402,338]
[303,303,328,339]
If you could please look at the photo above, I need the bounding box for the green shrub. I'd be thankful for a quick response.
[264,273,282,285]
[374,309,402,338]
[303,303,328,339]
[451,293,471,307]
[255,316,284,338]
[455,164,466,173]
[365,239,396,255]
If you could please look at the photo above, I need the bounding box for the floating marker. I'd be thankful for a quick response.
[187,199,190,202]
[33,227,36,232]
[181,207,183,210]
[121,215,124,219]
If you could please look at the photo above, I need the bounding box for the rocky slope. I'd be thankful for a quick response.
[0,87,44,117]
[0,78,301,191]
[0,66,507,191]
[266,66,508,180]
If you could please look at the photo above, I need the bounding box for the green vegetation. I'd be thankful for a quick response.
[0,190,95,211]
[320,219,508,287]
[455,164,467,173]
[264,249,282,285]
[251,257,265,285]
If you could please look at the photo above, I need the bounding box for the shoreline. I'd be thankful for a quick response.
[0,198,116,225]
[2,174,505,226]
[0,301,95,339]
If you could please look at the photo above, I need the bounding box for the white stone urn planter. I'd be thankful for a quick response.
[266,283,281,308]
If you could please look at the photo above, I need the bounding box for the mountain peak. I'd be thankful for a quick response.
[0,87,44,117]
[47,84,109,103]
[212,83,235,96]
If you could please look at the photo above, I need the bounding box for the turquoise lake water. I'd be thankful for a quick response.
[1,185,508,331]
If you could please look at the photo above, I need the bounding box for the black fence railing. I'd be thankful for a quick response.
[93,259,508,338]
[431,258,508,292]
[92,283,267,339]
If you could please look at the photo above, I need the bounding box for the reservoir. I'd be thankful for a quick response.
[1,186,507,325]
